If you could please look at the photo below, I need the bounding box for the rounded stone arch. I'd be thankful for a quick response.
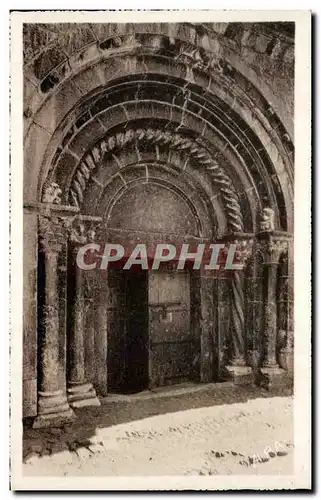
[72,147,228,239]
[63,127,248,234]
[37,92,290,233]
[24,35,293,233]
[24,22,294,138]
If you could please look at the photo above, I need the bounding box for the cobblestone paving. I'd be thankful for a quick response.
[23,384,293,476]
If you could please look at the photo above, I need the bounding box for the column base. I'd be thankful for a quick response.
[259,365,287,390]
[278,347,294,373]
[224,365,254,385]
[33,391,76,429]
[67,382,101,408]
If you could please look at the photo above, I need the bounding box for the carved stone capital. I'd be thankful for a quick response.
[70,222,87,246]
[233,238,255,265]
[69,216,101,249]
[258,235,289,264]
[38,214,73,253]
[220,232,255,265]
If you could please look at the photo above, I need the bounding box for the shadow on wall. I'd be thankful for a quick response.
[23,383,293,461]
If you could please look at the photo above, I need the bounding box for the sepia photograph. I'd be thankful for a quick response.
[10,9,311,490]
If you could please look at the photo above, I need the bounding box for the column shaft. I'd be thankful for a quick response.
[262,262,279,367]
[199,274,214,383]
[257,232,289,387]
[34,222,75,428]
[229,270,247,366]
[67,245,100,408]
[223,235,254,384]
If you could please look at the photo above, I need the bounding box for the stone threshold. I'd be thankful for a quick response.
[102,381,238,403]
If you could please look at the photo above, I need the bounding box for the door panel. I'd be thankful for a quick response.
[125,270,149,392]
[107,270,127,392]
[148,268,195,386]
[107,269,149,393]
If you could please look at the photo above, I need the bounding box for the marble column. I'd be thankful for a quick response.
[33,215,76,428]
[67,223,100,408]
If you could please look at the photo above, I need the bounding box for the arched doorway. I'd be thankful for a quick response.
[97,170,216,394]
[22,22,294,425]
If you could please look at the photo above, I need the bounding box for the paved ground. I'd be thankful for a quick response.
[23,383,293,477]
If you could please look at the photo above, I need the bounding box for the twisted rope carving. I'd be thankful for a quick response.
[230,270,246,365]
[69,128,243,232]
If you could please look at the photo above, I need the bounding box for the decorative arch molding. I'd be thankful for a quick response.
[24,23,294,139]
[24,57,293,231]
[22,23,295,422]
[66,127,244,233]
[27,52,294,182]
[33,65,293,177]
[39,92,291,232]
[23,47,294,233]
[47,94,275,214]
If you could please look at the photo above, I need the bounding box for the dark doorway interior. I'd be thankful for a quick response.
[107,268,149,394]
[125,269,149,393]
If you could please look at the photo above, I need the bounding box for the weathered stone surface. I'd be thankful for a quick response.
[22,22,294,421]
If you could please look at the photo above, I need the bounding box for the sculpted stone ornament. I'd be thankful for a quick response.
[70,222,97,252]
[70,222,87,246]
[260,238,289,265]
[87,229,96,243]
[260,207,275,232]
[233,238,254,264]
[42,182,62,204]
[69,128,244,233]
[38,213,76,255]
[175,43,224,75]
[38,214,65,254]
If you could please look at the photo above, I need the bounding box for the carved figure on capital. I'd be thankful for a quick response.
[69,221,97,247]
[260,207,275,232]
[38,215,64,254]
[232,238,254,267]
[38,214,75,254]
[70,222,87,246]
[42,182,62,204]
[87,229,96,243]
[259,238,288,265]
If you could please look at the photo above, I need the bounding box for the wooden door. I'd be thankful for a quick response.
[107,269,127,392]
[148,267,196,387]
[107,269,149,393]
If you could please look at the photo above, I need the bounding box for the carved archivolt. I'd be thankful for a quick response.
[68,128,244,233]
[42,182,62,204]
